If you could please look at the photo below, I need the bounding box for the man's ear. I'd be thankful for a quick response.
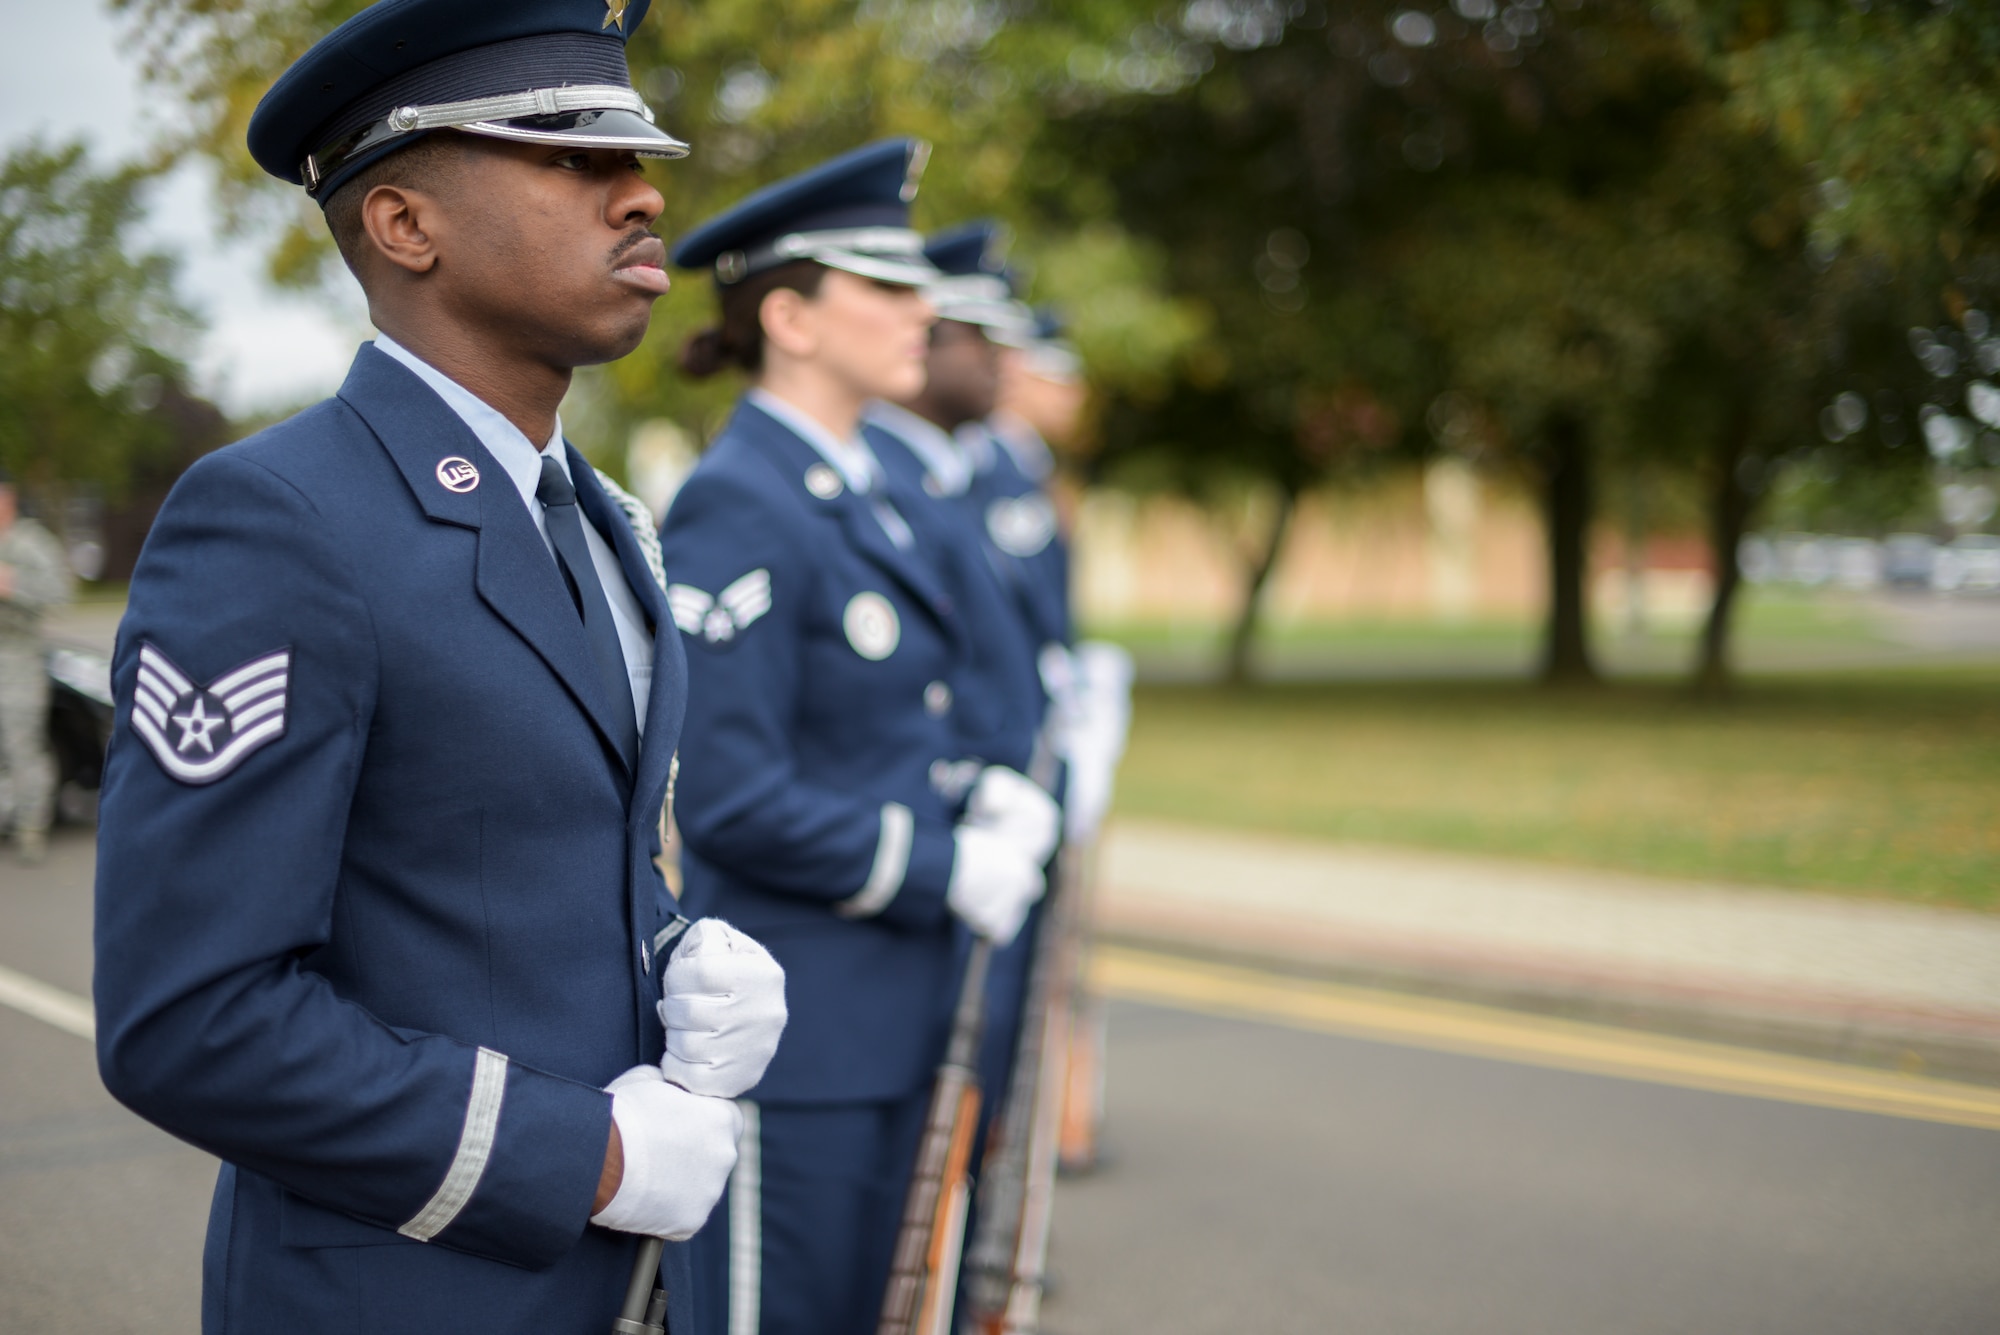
[359,183,442,275]
[759,286,818,360]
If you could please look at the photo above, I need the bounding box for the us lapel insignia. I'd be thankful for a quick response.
[436,456,480,493]
[987,494,1056,556]
[130,642,292,785]
[803,463,844,500]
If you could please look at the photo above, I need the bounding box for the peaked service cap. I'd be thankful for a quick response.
[1019,305,1084,381]
[924,219,1033,342]
[670,138,940,288]
[247,0,686,204]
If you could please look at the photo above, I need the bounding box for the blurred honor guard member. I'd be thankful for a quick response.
[0,468,73,864]
[660,140,1059,1335]
[92,4,788,1333]
[862,221,1056,1159]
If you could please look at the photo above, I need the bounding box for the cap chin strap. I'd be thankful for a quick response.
[385,83,656,133]
[301,84,686,191]
[716,227,939,287]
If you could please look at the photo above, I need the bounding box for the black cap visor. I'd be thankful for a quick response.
[306,102,685,200]
[461,106,687,157]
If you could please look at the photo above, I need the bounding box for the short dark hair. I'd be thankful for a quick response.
[321,133,466,276]
[680,261,829,379]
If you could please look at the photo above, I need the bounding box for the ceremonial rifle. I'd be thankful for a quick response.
[960,843,1090,1335]
[876,936,996,1335]
[1056,841,1109,1176]
[610,913,696,1335]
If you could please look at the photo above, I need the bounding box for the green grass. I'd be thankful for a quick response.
[1113,666,2000,911]
[1086,589,1892,673]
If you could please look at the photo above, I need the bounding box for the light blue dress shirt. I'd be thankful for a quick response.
[373,334,653,730]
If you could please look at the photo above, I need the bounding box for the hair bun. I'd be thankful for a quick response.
[679,327,730,379]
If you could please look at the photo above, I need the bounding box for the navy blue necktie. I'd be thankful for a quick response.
[536,455,639,767]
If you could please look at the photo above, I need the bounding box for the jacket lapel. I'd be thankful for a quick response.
[734,402,960,637]
[568,447,684,818]
[339,345,633,779]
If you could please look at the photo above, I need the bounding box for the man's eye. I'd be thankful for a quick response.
[554,153,589,170]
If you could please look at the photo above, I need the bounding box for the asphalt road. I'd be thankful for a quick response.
[4,829,1997,1334]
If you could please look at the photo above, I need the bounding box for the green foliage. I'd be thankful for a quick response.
[1676,0,2000,270]
[0,139,198,494]
[105,0,2000,611]
[113,0,1204,446]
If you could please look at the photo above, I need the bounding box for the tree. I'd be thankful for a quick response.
[1662,0,2000,689]
[1033,0,1747,684]
[109,0,1198,466]
[0,139,199,502]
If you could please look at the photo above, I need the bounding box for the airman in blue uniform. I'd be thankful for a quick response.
[869,229,1131,1199]
[860,222,1058,1195]
[658,141,1059,1335]
[92,4,788,1332]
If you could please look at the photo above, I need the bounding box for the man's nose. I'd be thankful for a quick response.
[612,168,664,229]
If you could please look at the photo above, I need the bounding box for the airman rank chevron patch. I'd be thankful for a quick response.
[667,569,772,646]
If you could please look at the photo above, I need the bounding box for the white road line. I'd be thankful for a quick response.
[0,963,96,1041]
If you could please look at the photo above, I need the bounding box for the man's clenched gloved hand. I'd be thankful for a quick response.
[1060,642,1133,844]
[946,825,1046,947]
[657,918,788,1099]
[965,765,1061,868]
[591,1065,742,1240]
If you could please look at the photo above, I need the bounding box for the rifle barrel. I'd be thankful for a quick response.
[876,936,995,1335]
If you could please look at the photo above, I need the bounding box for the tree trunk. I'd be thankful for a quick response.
[1224,483,1298,686]
[1693,425,1754,698]
[1538,415,1599,685]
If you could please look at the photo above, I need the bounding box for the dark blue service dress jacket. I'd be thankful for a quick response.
[93,344,695,1335]
[970,423,1072,653]
[863,419,1046,781]
[659,399,974,1106]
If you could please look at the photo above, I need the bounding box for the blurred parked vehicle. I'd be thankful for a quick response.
[1881,534,1939,588]
[45,645,113,824]
[1831,538,1884,590]
[1738,536,1778,584]
[1933,535,2000,594]
[1776,533,1832,586]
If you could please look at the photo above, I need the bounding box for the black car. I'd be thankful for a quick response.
[45,644,114,824]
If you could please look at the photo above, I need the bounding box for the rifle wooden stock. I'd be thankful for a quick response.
[963,843,1096,1335]
[877,937,994,1335]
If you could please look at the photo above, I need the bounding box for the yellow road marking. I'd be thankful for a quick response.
[1092,946,2000,1132]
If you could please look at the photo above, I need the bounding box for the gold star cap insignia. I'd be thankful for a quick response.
[602,0,630,31]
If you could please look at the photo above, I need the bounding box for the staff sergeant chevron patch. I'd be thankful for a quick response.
[129,642,292,785]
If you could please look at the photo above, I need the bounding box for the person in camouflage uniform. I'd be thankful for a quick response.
[0,470,74,863]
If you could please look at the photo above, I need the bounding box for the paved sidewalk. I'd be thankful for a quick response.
[1093,819,2000,1081]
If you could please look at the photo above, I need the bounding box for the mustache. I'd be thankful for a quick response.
[610,228,661,261]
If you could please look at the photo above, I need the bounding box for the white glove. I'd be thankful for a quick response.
[1062,642,1134,842]
[947,825,1046,946]
[656,918,788,1099]
[965,765,1062,867]
[590,1065,743,1239]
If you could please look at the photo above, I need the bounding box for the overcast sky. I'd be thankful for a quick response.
[0,4,365,415]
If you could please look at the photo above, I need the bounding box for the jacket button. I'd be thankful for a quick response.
[924,681,952,716]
